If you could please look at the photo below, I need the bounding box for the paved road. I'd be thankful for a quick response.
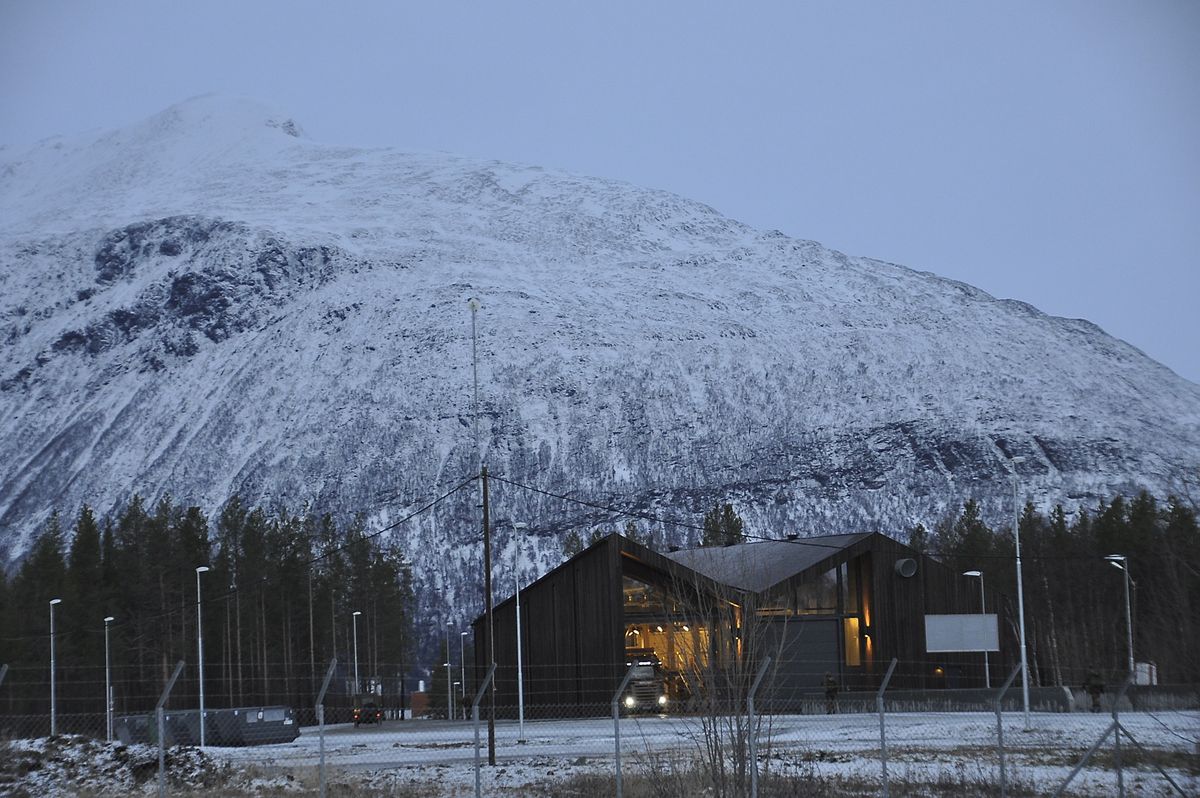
[210,710,1200,770]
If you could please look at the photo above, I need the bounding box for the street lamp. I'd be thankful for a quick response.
[513,522,529,743]
[460,631,469,718]
[195,565,210,748]
[352,611,362,695]
[104,616,115,741]
[1007,455,1031,728]
[446,622,454,721]
[49,598,62,736]
[1105,555,1135,675]
[962,572,990,688]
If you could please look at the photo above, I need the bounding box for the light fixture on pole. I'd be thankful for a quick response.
[195,565,210,748]
[1105,555,1135,675]
[104,616,115,742]
[352,611,362,695]
[446,621,454,721]
[513,522,528,744]
[962,571,990,688]
[49,598,62,736]
[460,631,469,718]
[1007,455,1031,728]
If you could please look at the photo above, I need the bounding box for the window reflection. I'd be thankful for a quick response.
[795,567,838,613]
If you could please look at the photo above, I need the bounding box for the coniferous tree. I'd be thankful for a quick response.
[701,503,745,546]
[907,523,930,554]
[561,530,584,558]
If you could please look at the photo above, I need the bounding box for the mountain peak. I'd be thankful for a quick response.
[0,95,311,237]
[1,96,1198,588]
[140,94,307,142]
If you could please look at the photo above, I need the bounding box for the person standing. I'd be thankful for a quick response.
[1083,670,1105,712]
[823,672,839,714]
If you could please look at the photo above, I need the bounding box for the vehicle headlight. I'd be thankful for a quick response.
[658,695,668,706]
[624,695,636,708]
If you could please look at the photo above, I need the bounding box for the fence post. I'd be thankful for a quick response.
[747,656,771,798]
[315,658,337,798]
[156,661,185,798]
[611,663,638,798]
[472,663,497,798]
[1112,672,1134,798]
[877,658,898,798]
[1052,672,1134,798]
[994,662,1023,798]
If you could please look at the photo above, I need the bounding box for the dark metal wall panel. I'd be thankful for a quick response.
[864,534,1011,689]
[473,537,621,713]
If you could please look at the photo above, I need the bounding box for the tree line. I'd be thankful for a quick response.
[0,495,415,722]
[2,487,1196,726]
[910,492,1200,685]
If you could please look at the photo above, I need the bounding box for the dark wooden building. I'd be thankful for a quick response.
[472,531,1010,713]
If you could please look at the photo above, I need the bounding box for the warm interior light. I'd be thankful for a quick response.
[843,617,862,667]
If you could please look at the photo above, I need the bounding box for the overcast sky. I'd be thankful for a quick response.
[3,1,1198,382]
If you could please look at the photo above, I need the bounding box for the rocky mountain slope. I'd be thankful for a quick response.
[2,95,1198,622]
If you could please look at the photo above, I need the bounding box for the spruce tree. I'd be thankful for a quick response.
[67,505,104,672]
[562,530,584,558]
[701,503,745,546]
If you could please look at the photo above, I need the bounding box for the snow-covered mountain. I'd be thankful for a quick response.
[2,96,1198,623]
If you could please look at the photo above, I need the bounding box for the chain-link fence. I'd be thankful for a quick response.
[1,659,1197,796]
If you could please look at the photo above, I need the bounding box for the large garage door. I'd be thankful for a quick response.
[757,618,839,710]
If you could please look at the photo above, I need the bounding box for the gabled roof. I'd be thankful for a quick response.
[663,533,872,592]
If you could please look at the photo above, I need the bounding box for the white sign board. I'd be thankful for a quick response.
[925,614,999,653]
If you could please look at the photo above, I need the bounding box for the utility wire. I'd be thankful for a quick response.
[487,472,706,532]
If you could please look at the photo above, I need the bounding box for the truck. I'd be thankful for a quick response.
[621,648,671,713]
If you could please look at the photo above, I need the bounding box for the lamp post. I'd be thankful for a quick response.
[195,565,210,748]
[962,572,990,688]
[1105,555,1135,676]
[352,611,362,695]
[446,622,453,721]
[513,522,528,743]
[104,616,115,741]
[49,598,62,736]
[460,631,469,718]
[1008,455,1030,727]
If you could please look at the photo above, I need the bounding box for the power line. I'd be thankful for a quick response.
[487,472,707,532]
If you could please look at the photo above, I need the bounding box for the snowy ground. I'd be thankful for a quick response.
[209,709,1198,795]
[4,710,1196,795]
